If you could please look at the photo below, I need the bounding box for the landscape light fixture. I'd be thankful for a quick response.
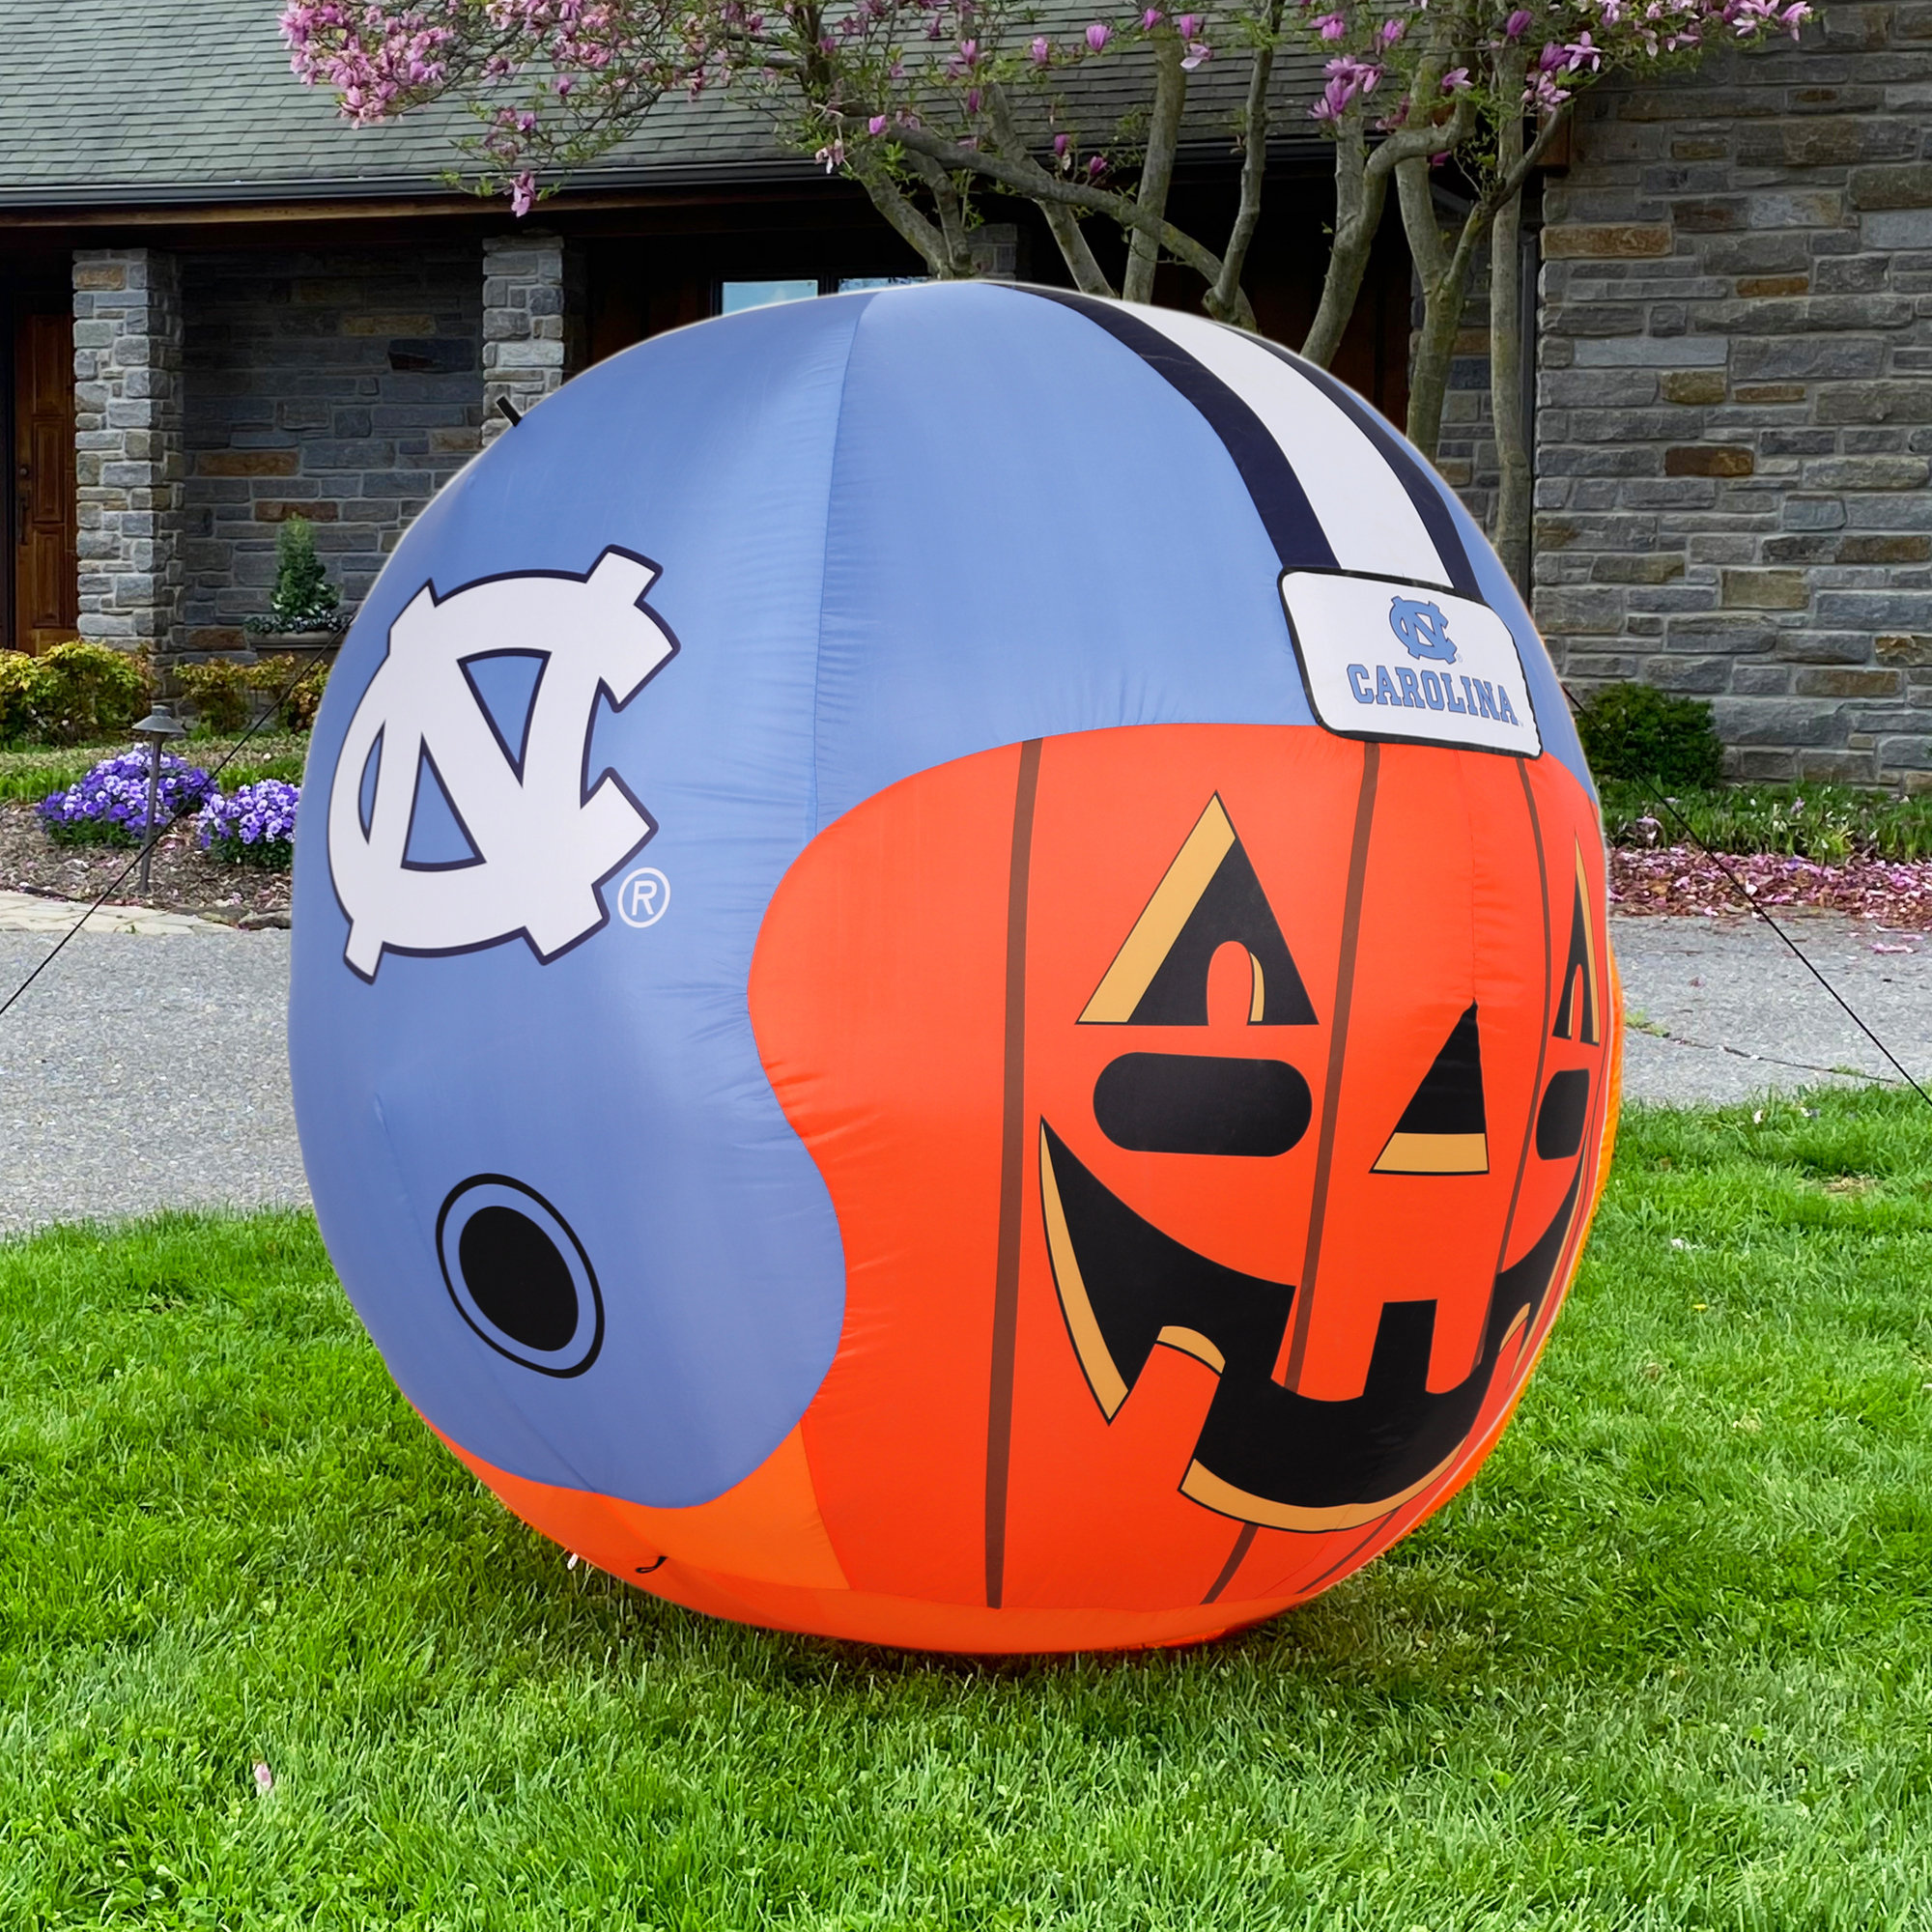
[131,700,185,895]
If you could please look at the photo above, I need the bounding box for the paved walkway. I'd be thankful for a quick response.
[0,916,303,1235]
[1,898,1927,1235]
[1610,913,1932,1108]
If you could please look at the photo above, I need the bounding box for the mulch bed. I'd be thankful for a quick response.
[1610,846,1932,930]
[0,801,291,923]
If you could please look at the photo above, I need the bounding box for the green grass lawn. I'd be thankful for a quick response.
[6,1090,1932,1928]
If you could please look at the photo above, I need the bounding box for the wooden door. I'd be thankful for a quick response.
[13,309,76,653]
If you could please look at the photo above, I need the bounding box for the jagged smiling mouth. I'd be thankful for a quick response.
[1038,1122,1580,1531]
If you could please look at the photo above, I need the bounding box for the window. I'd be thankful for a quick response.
[717,275,926,315]
[719,279,821,315]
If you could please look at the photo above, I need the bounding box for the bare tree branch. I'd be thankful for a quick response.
[985,84,1116,295]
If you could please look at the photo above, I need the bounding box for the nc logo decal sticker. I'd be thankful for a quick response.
[327,546,678,980]
[1387,596,1458,664]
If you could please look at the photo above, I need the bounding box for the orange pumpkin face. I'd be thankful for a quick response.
[735,723,1617,1642]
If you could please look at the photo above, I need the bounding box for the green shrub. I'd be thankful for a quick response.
[1574,681,1724,791]
[245,516,343,636]
[248,652,331,732]
[177,658,255,736]
[34,640,150,745]
[0,651,40,744]
[0,640,149,748]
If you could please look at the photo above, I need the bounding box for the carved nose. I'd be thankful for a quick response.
[1094,1053,1312,1157]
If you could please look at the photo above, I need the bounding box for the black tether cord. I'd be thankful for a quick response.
[0,652,329,1023]
[1562,680,1932,1112]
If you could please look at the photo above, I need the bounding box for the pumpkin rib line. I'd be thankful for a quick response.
[1278,739,1380,1389]
[982,736,1043,1610]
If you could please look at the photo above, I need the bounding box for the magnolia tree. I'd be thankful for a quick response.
[284,0,1804,580]
[1292,0,1805,584]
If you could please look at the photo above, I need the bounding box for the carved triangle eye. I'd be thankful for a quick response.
[1553,842,1602,1046]
[1373,1004,1488,1175]
[1079,794,1316,1026]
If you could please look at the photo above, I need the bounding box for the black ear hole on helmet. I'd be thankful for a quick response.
[436,1175,604,1377]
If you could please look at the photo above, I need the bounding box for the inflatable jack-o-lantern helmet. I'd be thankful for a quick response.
[291,286,1619,1653]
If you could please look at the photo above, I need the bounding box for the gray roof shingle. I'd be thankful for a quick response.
[0,0,1328,208]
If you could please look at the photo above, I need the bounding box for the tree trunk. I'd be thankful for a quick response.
[1491,90,1532,595]
[1122,34,1186,304]
[988,84,1116,297]
[1396,155,1491,463]
[1208,4,1284,327]
[852,166,957,278]
[1300,117,1389,369]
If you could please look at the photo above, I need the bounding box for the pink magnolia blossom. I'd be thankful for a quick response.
[1314,13,1346,38]
[510,170,537,214]
[1180,37,1212,64]
[1031,33,1052,61]
[1504,8,1533,35]
[1143,7,1163,25]
[867,112,888,132]
[1440,65,1471,89]
[1177,11,1202,33]
[1085,21,1113,50]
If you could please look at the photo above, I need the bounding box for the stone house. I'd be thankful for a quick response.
[0,1,1925,784]
[1528,1,1932,788]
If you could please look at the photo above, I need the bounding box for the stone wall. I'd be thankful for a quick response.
[1533,3,1932,788]
[180,245,483,653]
[73,247,185,653]
[480,232,584,445]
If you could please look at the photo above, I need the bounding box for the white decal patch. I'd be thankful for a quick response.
[327,547,676,980]
[1280,571,1541,758]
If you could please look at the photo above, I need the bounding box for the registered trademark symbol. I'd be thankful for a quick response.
[617,867,670,927]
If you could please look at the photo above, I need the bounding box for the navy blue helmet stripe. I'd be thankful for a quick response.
[1251,337,1483,602]
[1023,289,1339,575]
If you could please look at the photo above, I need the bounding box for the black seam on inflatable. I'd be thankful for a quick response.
[1493,759,1554,1292]
[984,736,1043,1610]
[1281,739,1379,1391]
[1202,1521,1259,1604]
[1247,332,1484,601]
[1022,289,1338,574]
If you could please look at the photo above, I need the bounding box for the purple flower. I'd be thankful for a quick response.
[38,752,216,847]
[509,171,537,217]
[1504,8,1532,34]
[1053,130,1070,155]
[1440,65,1471,89]
[867,113,888,133]
[1085,20,1112,50]
[1143,8,1163,26]
[1031,33,1052,61]
[1315,12,1346,36]
[198,780,301,866]
[1177,11,1201,33]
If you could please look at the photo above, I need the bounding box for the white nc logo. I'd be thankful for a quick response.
[327,547,677,980]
